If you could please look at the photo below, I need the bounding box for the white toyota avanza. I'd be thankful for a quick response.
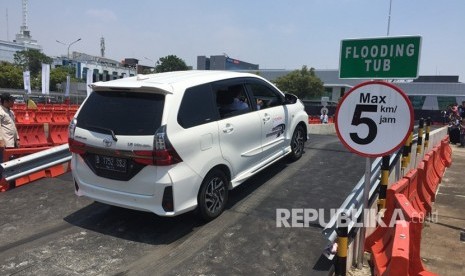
[70,70,309,221]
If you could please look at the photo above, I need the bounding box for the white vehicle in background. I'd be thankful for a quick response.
[69,70,309,221]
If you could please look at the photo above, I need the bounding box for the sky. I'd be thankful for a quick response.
[1,0,464,81]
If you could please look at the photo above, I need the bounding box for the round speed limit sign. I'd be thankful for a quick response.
[335,81,413,157]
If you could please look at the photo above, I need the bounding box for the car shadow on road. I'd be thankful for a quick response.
[63,159,290,246]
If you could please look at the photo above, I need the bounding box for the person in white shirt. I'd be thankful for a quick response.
[320,109,329,124]
[0,93,20,149]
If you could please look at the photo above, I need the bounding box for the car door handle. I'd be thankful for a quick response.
[222,124,234,133]
[262,114,271,123]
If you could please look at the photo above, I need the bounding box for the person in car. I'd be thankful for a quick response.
[223,85,249,111]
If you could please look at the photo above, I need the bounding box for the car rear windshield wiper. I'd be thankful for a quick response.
[86,125,118,142]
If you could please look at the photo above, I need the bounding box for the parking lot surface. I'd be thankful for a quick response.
[0,134,366,276]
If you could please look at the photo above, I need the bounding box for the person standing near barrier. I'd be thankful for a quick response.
[0,93,20,150]
[460,117,465,147]
[460,101,465,119]
[320,109,329,124]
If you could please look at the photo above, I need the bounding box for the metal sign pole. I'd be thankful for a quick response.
[357,157,371,268]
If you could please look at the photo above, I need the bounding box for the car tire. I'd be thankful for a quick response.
[197,169,229,221]
[288,124,305,162]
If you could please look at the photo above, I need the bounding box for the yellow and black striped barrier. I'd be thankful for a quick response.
[377,155,390,211]
[335,214,348,276]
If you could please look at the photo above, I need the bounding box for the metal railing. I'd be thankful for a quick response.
[321,147,404,243]
[1,144,71,182]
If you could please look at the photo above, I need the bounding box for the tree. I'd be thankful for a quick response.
[50,66,75,91]
[14,49,52,76]
[274,66,324,99]
[155,55,189,73]
[0,61,23,89]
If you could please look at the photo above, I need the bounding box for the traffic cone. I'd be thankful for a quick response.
[24,111,30,123]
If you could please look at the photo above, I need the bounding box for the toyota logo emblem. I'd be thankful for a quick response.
[103,138,112,147]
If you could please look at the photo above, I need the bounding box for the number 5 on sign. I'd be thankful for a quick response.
[335,81,413,158]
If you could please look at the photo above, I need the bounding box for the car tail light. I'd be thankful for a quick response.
[133,125,182,166]
[68,118,86,154]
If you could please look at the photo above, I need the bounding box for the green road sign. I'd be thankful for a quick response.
[339,36,421,79]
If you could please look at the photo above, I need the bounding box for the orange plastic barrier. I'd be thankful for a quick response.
[37,104,53,111]
[52,111,69,123]
[368,220,410,276]
[14,110,35,123]
[16,123,51,148]
[383,178,409,224]
[52,104,68,111]
[423,153,440,202]
[393,194,437,276]
[431,146,445,183]
[48,123,69,145]
[416,161,434,214]
[67,110,77,121]
[308,116,321,124]
[403,169,428,216]
[439,137,452,168]
[34,111,53,123]
[12,103,27,110]
[366,192,437,276]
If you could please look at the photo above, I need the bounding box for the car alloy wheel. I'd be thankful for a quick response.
[198,169,229,221]
[289,125,305,161]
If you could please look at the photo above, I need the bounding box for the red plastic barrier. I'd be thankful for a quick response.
[35,111,53,123]
[16,123,51,148]
[52,111,69,123]
[67,110,77,121]
[440,138,452,168]
[12,103,27,110]
[368,220,410,276]
[416,161,433,214]
[37,104,53,111]
[366,191,437,276]
[431,146,445,182]
[403,169,428,216]
[423,153,440,202]
[308,116,321,124]
[52,104,68,111]
[383,178,409,224]
[393,194,437,276]
[14,110,35,123]
[48,122,69,145]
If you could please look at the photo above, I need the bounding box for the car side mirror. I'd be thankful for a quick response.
[284,93,298,104]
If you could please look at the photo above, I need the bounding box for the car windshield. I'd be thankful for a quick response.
[76,91,165,136]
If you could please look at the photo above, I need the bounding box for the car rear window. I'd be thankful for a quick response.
[76,91,164,135]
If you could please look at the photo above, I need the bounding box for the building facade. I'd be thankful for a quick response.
[53,52,137,82]
[198,55,259,70]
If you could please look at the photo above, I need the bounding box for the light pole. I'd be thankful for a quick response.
[56,38,82,59]
[144,57,156,72]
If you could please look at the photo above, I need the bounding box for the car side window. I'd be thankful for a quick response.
[177,84,218,128]
[245,80,284,110]
[213,82,252,119]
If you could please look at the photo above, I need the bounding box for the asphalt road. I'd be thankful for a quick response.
[0,134,366,276]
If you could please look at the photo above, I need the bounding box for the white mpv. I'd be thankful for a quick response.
[69,70,309,221]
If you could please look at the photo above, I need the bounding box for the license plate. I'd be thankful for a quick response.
[95,154,127,173]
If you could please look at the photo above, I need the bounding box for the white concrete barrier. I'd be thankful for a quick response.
[309,123,336,135]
